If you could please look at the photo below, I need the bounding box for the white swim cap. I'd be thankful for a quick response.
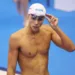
[28,3,46,16]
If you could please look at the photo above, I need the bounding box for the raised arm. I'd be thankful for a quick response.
[46,14,75,52]
[7,35,19,75]
[51,26,75,52]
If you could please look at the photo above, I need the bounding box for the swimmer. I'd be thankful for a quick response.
[7,3,75,75]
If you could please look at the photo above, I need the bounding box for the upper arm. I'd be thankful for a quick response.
[51,28,63,48]
[7,35,19,72]
[42,25,62,47]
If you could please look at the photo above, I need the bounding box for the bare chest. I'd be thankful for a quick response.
[19,32,51,57]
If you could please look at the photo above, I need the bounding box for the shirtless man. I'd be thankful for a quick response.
[7,3,75,75]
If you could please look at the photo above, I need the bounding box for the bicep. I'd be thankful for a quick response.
[8,48,18,69]
[51,31,62,47]
[7,36,18,71]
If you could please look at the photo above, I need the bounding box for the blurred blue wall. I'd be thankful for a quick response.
[0,0,75,75]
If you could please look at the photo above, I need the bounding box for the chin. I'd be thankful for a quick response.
[32,29,39,33]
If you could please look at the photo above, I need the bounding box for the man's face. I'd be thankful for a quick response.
[28,14,45,33]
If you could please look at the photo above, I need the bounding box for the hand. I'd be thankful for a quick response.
[46,14,58,29]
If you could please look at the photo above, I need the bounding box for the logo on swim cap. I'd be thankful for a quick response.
[35,9,43,12]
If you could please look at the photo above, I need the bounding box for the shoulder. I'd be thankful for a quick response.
[10,28,25,40]
[41,24,54,33]
[9,28,25,48]
[9,28,25,43]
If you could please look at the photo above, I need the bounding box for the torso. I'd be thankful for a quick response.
[13,25,52,75]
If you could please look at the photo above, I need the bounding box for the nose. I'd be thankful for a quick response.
[35,20,39,25]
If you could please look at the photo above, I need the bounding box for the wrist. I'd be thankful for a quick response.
[50,24,58,30]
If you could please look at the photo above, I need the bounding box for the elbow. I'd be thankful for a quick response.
[67,46,75,52]
[62,44,75,52]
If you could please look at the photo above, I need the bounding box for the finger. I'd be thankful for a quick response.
[52,18,56,23]
[45,16,51,22]
[45,14,54,23]
[46,14,53,19]
[55,18,58,25]
[51,18,58,25]
[49,16,55,23]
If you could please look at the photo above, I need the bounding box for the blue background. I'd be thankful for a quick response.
[0,0,75,75]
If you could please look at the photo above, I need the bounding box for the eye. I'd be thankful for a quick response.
[31,14,37,20]
[38,16,44,21]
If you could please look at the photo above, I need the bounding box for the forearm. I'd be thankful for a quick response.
[7,68,15,75]
[54,26,75,51]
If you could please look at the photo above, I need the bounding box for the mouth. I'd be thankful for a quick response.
[33,26,39,29]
